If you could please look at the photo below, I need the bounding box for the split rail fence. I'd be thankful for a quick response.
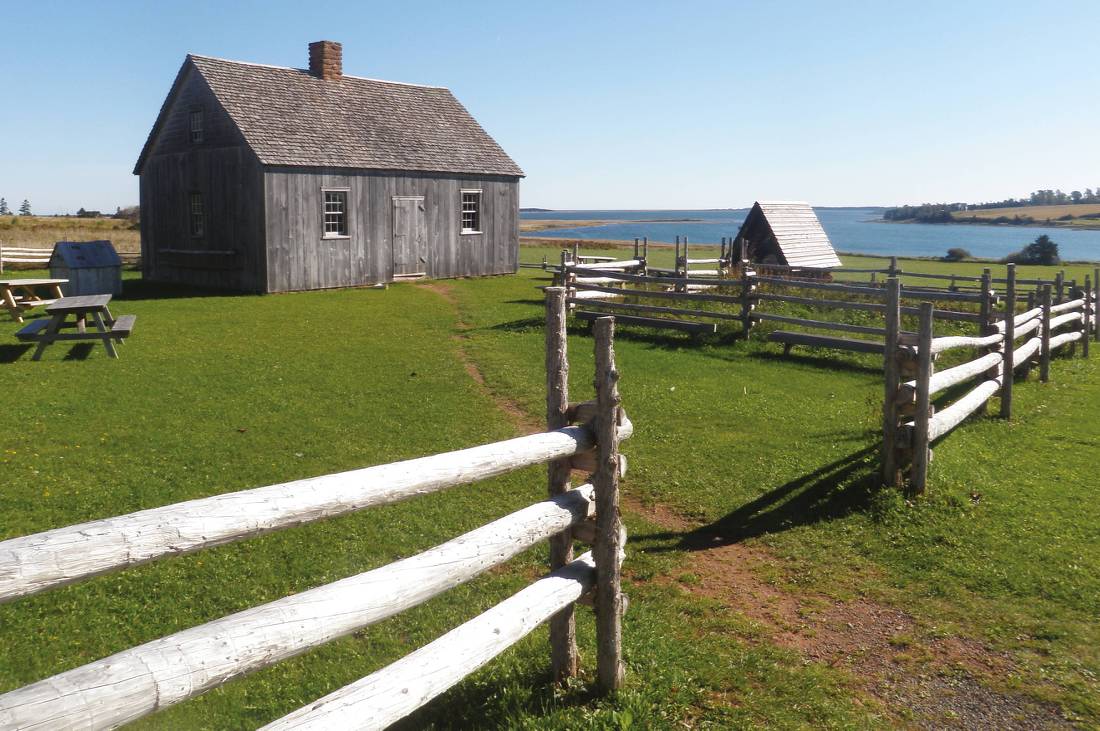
[0,243,51,272]
[550,247,1097,492]
[884,266,1092,492]
[0,290,630,730]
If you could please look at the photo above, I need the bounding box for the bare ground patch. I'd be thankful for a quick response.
[624,495,1071,729]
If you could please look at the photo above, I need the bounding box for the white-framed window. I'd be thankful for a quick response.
[189,109,204,143]
[189,192,204,238]
[323,189,349,238]
[461,189,481,234]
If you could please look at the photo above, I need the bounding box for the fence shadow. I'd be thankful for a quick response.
[748,349,882,377]
[635,443,881,554]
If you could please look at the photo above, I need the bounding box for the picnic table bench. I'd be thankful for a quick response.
[1,278,68,322]
[15,294,136,360]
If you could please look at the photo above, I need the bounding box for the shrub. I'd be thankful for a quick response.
[944,247,971,262]
[1001,234,1060,265]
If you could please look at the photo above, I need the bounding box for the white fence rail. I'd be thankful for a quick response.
[884,267,1091,493]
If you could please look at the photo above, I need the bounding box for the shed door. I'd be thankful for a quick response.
[392,196,427,276]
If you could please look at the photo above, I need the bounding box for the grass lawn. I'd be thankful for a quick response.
[1,251,1097,728]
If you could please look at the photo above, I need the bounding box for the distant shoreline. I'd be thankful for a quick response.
[881,218,1100,231]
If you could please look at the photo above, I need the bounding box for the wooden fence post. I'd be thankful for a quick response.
[633,237,639,260]
[1083,275,1091,359]
[909,302,934,496]
[882,277,901,486]
[544,287,578,680]
[1055,271,1064,304]
[1000,264,1016,418]
[1094,267,1099,342]
[592,316,625,692]
[740,267,756,339]
[977,269,993,414]
[641,237,649,277]
[1040,285,1052,383]
[888,256,898,277]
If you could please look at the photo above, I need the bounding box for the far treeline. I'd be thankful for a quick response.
[885,188,1100,223]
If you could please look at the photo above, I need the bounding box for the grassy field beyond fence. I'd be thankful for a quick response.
[0,252,1097,728]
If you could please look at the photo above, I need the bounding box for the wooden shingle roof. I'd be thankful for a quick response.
[735,201,841,269]
[135,55,524,178]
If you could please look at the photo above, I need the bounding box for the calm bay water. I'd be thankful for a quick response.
[521,208,1100,262]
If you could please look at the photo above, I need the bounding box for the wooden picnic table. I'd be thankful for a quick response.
[0,278,68,322]
[15,294,136,360]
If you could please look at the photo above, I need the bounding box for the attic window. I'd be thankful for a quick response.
[461,190,481,234]
[323,189,349,238]
[189,109,204,143]
[189,192,204,238]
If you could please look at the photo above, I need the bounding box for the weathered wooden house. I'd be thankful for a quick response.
[134,41,524,292]
[733,201,841,269]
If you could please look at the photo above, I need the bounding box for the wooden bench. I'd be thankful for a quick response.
[111,314,137,338]
[15,318,50,341]
[575,310,718,334]
[768,330,885,355]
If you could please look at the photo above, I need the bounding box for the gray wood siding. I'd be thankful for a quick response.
[146,67,245,158]
[139,147,266,291]
[263,168,518,293]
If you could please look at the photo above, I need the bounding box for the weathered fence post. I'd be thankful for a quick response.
[1055,271,1064,304]
[882,277,902,487]
[1094,267,1099,342]
[740,266,756,339]
[909,302,934,495]
[592,316,625,692]
[977,269,993,414]
[1000,264,1016,418]
[544,287,578,680]
[888,256,898,277]
[1040,284,1052,382]
[632,237,639,260]
[1084,275,1092,359]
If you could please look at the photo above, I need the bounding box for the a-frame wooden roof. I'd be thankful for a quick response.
[735,201,841,269]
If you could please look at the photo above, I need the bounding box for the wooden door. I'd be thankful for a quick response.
[392,196,427,276]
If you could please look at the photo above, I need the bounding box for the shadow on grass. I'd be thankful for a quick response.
[61,343,96,361]
[0,344,33,363]
[747,349,882,377]
[636,443,881,554]
[392,667,599,731]
[118,278,249,302]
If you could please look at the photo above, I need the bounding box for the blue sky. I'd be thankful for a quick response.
[2,0,1098,212]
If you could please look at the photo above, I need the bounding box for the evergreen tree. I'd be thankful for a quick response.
[1024,235,1060,265]
[18,199,31,216]
[0,198,9,215]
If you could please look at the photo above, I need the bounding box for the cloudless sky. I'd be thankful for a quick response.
[2,0,1098,212]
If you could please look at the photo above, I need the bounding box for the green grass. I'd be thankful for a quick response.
[1,252,1098,727]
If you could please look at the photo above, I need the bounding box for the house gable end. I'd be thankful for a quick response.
[133,57,254,174]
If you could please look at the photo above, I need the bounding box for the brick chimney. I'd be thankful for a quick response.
[308,41,342,80]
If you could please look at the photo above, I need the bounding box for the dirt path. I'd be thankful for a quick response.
[625,498,1071,729]
[427,282,1071,728]
[419,283,541,434]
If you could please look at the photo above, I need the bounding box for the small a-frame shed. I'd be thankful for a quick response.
[733,201,841,269]
[49,241,123,296]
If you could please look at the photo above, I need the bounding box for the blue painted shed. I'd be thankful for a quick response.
[49,241,123,296]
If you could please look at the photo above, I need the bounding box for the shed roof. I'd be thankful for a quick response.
[735,201,841,269]
[134,55,524,178]
[49,241,122,269]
